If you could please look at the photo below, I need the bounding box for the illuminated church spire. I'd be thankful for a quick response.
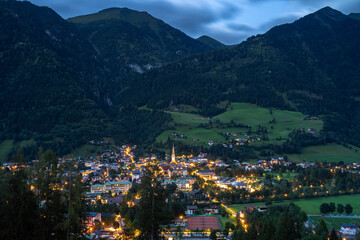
[170,143,176,164]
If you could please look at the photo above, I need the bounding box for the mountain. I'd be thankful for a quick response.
[68,7,211,82]
[121,7,360,145]
[197,35,226,50]
[0,1,170,159]
[349,13,360,21]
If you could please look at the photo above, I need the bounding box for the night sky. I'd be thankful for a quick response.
[30,0,360,45]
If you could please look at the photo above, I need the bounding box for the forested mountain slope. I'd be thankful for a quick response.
[0,1,170,159]
[121,7,360,145]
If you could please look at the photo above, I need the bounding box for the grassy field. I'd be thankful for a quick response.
[0,139,38,162]
[216,103,323,140]
[155,102,360,162]
[157,102,322,146]
[218,215,236,229]
[309,216,360,230]
[65,144,114,157]
[287,143,360,163]
[0,140,14,162]
[227,194,360,215]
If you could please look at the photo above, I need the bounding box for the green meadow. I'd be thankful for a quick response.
[157,102,323,146]
[227,194,360,215]
[309,216,360,230]
[0,140,14,162]
[287,143,360,163]
[156,102,360,162]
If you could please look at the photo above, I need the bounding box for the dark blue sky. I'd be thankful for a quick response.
[30,0,360,44]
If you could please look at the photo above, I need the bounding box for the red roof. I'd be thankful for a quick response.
[187,216,221,230]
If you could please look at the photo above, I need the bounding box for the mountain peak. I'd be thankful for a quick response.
[68,7,154,25]
[197,35,226,50]
[312,6,347,20]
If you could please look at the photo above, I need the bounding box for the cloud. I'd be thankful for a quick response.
[227,23,255,32]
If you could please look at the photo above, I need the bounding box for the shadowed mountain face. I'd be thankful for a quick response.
[197,35,227,50]
[0,1,170,158]
[68,7,211,83]
[121,7,360,145]
[349,13,360,21]
[0,1,110,131]
[1,1,360,158]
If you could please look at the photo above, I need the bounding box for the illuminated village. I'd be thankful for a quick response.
[3,143,360,240]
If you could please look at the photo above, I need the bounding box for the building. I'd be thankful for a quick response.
[90,181,132,194]
[170,143,177,164]
[204,205,219,214]
[186,206,198,215]
[168,168,188,178]
[196,170,215,180]
[85,212,101,227]
[340,224,359,239]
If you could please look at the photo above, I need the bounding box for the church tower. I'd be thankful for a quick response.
[170,143,176,164]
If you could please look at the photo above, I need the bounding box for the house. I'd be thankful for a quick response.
[90,184,104,194]
[131,170,141,181]
[340,224,359,238]
[85,212,101,226]
[107,195,124,205]
[176,177,195,191]
[90,181,132,194]
[231,181,248,189]
[168,168,187,178]
[257,206,268,212]
[245,206,257,212]
[204,205,219,214]
[195,170,215,180]
[186,206,198,215]
[188,190,206,200]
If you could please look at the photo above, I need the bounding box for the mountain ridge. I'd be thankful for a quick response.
[120,6,360,145]
[68,7,211,80]
[2,3,360,160]
[0,1,170,159]
[197,35,226,50]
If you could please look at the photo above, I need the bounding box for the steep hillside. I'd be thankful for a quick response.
[349,13,360,21]
[68,8,211,82]
[0,1,170,160]
[122,7,360,146]
[197,35,226,50]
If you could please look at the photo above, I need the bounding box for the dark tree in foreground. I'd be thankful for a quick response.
[210,230,217,240]
[345,204,353,215]
[0,164,41,239]
[329,202,336,213]
[337,204,344,214]
[329,229,339,240]
[320,203,330,215]
[276,210,298,240]
[0,148,86,240]
[136,165,167,240]
[315,219,328,240]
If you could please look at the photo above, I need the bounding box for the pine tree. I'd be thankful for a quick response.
[0,150,41,239]
[260,218,275,240]
[329,229,339,240]
[329,202,336,213]
[314,219,328,240]
[210,229,217,240]
[345,204,353,215]
[337,204,344,214]
[275,210,297,240]
[135,165,167,240]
